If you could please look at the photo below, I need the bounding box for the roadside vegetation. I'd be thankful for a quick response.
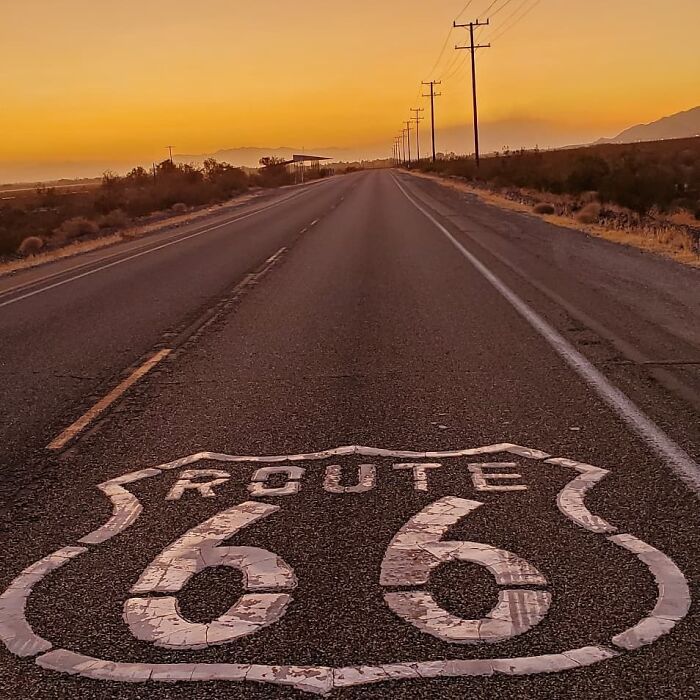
[0,157,334,259]
[417,137,700,260]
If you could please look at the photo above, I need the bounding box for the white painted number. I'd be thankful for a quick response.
[124,497,550,649]
[380,497,551,643]
[124,502,296,649]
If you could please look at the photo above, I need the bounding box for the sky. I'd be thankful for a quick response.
[1,0,699,181]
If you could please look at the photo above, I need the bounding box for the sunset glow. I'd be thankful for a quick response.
[1,0,698,179]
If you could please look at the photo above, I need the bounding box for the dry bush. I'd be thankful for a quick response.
[98,209,130,229]
[171,202,188,213]
[533,203,555,215]
[17,236,44,256]
[53,216,100,242]
[579,191,599,204]
[576,202,602,224]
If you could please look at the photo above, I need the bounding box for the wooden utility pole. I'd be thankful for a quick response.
[422,80,442,162]
[454,19,490,166]
[167,145,174,164]
[411,108,425,163]
[404,120,413,164]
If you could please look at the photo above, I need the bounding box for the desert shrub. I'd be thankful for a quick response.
[54,216,99,242]
[171,202,188,213]
[576,202,602,224]
[97,209,130,229]
[533,203,555,215]
[566,156,610,194]
[18,236,44,256]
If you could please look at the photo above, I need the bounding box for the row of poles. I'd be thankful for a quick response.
[393,17,490,168]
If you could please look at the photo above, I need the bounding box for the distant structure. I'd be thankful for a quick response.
[280,154,331,183]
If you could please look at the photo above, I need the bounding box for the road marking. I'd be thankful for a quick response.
[0,182,326,309]
[310,218,319,226]
[393,176,700,495]
[0,444,691,693]
[46,244,289,452]
[46,349,172,451]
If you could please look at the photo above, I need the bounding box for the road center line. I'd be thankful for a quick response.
[0,182,327,310]
[393,175,700,495]
[47,349,172,451]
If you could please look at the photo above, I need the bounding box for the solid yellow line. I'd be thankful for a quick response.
[47,349,172,451]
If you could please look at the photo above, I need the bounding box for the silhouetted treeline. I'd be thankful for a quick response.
[1,158,334,256]
[418,137,700,216]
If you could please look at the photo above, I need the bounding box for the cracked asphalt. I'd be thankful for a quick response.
[0,170,698,699]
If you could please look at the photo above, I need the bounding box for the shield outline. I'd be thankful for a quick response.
[0,444,691,695]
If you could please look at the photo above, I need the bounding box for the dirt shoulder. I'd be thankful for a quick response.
[408,171,700,268]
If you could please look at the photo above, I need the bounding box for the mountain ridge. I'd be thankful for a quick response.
[595,106,700,145]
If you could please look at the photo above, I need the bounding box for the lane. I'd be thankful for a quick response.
[392,175,699,491]
[399,173,700,415]
[0,170,697,698]
[0,174,357,505]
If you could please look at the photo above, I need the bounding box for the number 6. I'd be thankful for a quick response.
[380,497,551,643]
[124,502,295,649]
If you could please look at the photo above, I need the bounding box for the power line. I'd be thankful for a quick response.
[489,0,543,42]
[425,27,455,79]
[454,0,476,22]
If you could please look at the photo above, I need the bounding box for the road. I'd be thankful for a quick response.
[0,169,698,698]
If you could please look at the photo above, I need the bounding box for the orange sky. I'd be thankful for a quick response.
[1,0,698,179]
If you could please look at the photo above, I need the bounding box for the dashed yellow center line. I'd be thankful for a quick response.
[47,349,172,451]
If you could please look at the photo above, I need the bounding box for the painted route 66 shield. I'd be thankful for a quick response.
[0,444,690,695]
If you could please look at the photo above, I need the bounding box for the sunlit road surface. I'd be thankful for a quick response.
[0,170,698,698]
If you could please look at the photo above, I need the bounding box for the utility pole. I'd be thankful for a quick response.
[400,130,406,166]
[166,145,174,164]
[411,108,425,163]
[422,80,442,162]
[454,19,490,167]
[404,120,413,165]
[394,137,401,167]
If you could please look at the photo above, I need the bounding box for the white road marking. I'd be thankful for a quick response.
[248,466,305,497]
[393,462,441,491]
[393,176,700,495]
[469,462,528,492]
[323,464,376,494]
[46,349,172,451]
[125,502,295,649]
[0,183,323,309]
[609,533,691,650]
[1,445,691,693]
[165,469,231,501]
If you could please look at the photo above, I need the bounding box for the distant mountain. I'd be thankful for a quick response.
[596,106,700,145]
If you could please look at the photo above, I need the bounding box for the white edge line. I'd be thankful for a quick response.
[0,183,325,310]
[47,349,172,451]
[392,175,700,495]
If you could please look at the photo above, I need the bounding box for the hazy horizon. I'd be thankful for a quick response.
[0,114,668,184]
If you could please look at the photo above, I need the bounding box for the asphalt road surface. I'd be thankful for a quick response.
[0,170,698,699]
